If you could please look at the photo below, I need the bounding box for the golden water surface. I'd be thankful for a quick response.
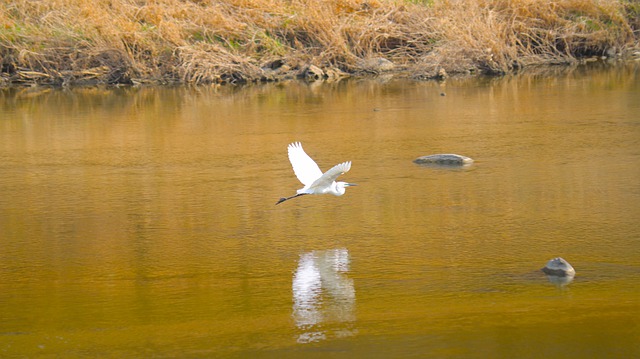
[1,63,639,358]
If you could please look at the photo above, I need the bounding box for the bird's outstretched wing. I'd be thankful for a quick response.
[288,142,323,186]
[308,161,351,190]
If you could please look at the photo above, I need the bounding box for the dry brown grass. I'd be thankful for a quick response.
[0,0,637,86]
[423,0,638,75]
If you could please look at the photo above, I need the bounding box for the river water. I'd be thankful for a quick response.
[1,63,639,358]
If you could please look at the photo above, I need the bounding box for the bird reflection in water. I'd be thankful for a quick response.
[292,248,356,343]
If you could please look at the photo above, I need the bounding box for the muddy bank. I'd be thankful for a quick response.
[2,51,638,88]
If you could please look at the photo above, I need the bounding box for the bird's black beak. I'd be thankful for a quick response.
[345,183,357,187]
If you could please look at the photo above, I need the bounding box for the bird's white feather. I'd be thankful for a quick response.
[277,142,355,204]
[307,161,351,192]
[288,142,323,186]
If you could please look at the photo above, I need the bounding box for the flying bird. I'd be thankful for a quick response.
[276,142,356,205]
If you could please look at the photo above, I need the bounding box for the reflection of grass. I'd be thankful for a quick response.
[0,0,637,86]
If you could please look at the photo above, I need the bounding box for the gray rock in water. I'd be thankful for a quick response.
[413,154,474,166]
[541,257,575,277]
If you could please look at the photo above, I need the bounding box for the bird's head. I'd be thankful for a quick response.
[336,181,357,195]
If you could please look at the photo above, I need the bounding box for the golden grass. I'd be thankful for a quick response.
[0,0,637,86]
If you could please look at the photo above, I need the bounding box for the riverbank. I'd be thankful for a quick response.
[1,0,638,87]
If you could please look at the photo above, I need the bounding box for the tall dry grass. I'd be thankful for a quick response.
[424,0,638,75]
[0,0,637,86]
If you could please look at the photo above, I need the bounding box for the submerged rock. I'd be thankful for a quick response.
[300,65,325,81]
[545,273,575,286]
[324,67,349,81]
[413,154,474,166]
[541,257,576,277]
[435,68,448,80]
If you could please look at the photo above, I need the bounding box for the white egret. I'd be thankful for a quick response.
[276,142,356,205]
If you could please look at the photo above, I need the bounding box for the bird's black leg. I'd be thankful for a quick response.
[276,193,308,205]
